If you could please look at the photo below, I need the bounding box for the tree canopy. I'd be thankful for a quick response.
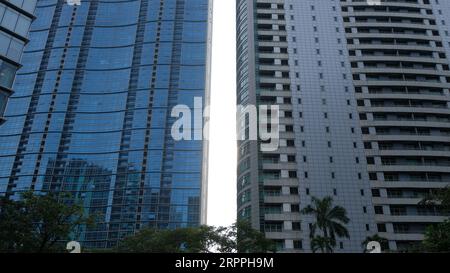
[117,220,276,253]
[422,220,450,253]
[0,191,92,253]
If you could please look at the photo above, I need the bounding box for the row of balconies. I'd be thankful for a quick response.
[372,181,449,190]
[253,2,298,237]
[375,156,450,167]
[368,164,450,173]
[354,17,426,24]
[366,99,448,108]
[378,231,424,241]
[364,135,450,145]
[363,124,450,133]
[347,20,439,30]
[354,69,450,78]
[370,125,450,136]
[358,64,449,76]
[256,6,290,99]
[380,205,444,217]
[359,37,432,45]
[385,187,436,198]
[363,90,445,97]
[368,150,450,158]
[374,214,447,223]
[343,6,423,14]
[372,141,450,152]
[343,0,424,7]
[362,74,445,83]
[361,61,443,70]
[355,50,441,59]
[346,32,441,41]
[369,112,450,123]
[361,108,450,117]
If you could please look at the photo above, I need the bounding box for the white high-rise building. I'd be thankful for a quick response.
[237,0,450,252]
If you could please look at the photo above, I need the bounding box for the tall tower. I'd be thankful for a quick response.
[0,0,213,249]
[340,0,450,251]
[0,0,37,124]
[237,0,450,252]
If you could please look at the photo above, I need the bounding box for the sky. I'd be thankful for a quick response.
[207,0,237,228]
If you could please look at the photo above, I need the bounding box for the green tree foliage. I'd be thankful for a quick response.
[117,225,221,253]
[0,192,275,253]
[0,191,93,253]
[222,220,277,253]
[117,220,276,253]
[362,235,389,253]
[310,236,334,253]
[419,186,450,252]
[420,186,450,213]
[301,196,350,253]
[422,220,450,253]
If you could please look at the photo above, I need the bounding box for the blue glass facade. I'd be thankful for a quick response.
[0,0,36,123]
[0,0,212,248]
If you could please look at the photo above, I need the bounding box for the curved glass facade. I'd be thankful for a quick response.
[0,0,36,123]
[0,0,212,248]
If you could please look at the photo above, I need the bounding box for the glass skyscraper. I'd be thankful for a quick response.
[0,0,36,124]
[0,0,212,249]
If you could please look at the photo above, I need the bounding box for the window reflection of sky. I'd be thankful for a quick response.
[0,0,210,248]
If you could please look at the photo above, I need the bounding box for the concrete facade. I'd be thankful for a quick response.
[237,0,450,252]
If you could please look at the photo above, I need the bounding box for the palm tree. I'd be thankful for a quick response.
[302,196,350,252]
[362,235,388,253]
[310,236,334,253]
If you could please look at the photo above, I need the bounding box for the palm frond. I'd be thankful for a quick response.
[331,222,350,238]
[327,206,350,224]
[305,196,350,243]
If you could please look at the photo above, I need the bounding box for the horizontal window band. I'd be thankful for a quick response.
[0,200,201,210]
[17,63,206,75]
[1,171,203,180]
[30,19,208,33]
[0,148,204,158]
[24,41,206,53]
[1,186,201,192]
[0,0,36,20]
[0,127,206,137]
[0,54,21,68]
[0,25,29,43]
[10,88,204,99]
[4,105,205,117]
